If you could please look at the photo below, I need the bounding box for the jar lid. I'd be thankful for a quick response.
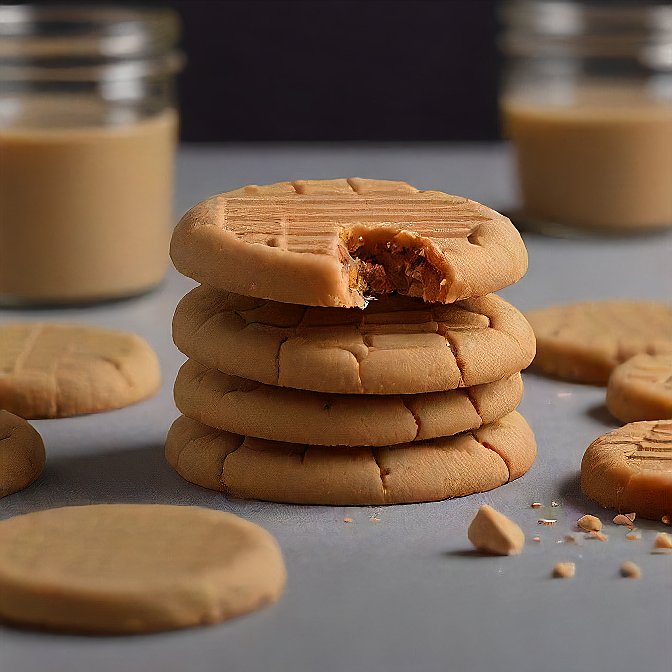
[501,0,672,69]
[0,5,183,81]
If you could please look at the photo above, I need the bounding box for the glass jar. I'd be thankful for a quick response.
[500,0,672,235]
[0,5,182,305]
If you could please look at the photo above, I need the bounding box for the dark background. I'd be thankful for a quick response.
[5,0,502,141]
[172,1,501,142]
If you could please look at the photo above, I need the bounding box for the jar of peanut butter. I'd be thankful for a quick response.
[0,6,182,304]
[500,0,672,235]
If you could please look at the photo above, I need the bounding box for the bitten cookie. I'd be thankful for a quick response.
[175,359,524,446]
[0,410,45,498]
[170,178,528,308]
[0,323,161,418]
[606,354,672,423]
[166,412,536,505]
[525,301,672,384]
[581,421,672,520]
[174,286,535,395]
[0,504,286,633]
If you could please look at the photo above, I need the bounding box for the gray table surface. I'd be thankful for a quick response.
[1,144,671,672]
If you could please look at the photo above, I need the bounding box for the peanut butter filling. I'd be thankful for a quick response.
[340,227,447,304]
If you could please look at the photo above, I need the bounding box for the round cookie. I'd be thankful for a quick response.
[525,301,672,384]
[170,178,528,308]
[0,323,161,418]
[0,504,285,633]
[166,412,536,505]
[173,286,535,395]
[0,410,45,498]
[581,421,672,520]
[606,354,672,423]
[175,359,524,446]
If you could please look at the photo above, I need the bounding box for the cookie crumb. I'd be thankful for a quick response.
[553,562,575,579]
[538,518,557,526]
[577,514,602,532]
[625,529,641,541]
[343,517,353,524]
[662,515,671,526]
[613,513,636,528]
[467,505,525,556]
[587,530,608,542]
[620,561,641,579]
[530,502,543,508]
[653,532,672,551]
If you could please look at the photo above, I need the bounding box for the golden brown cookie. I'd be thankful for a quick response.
[170,178,528,308]
[0,504,285,633]
[173,286,535,395]
[606,354,672,423]
[175,359,524,446]
[581,421,672,520]
[165,412,536,505]
[525,301,672,384]
[0,323,161,418]
[0,410,45,498]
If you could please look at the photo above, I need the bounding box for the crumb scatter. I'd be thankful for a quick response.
[653,532,672,550]
[553,562,576,579]
[577,514,602,532]
[620,561,642,579]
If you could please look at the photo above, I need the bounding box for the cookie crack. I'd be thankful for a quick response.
[471,432,511,482]
[615,471,635,512]
[400,397,421,440]
[175,427,226,472]
[350,334,371,391]
[499,329,532,365]
[371,449,389,496]
[448,336,467,387]
[100,355,135,389]
[190,310,224,339]
[464,387,482,422]
[275,335,291,385]
[50,341,77,417]
[219,435,246,491]
[12,323,44,375]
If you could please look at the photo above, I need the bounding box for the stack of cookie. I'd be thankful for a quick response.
[166,178,537,505]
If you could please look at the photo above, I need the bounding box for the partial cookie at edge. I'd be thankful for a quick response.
[0,323,161,418]
[606,354,672,423]
[0,410,45,498]
[581,420,672,520]
[526,301,672,384]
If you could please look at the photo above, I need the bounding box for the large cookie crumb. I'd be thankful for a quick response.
[620,561,642,579]
[553,562,576,579]
[653,532,672,551]
[467,504,525,556]
[577,514,602,532]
